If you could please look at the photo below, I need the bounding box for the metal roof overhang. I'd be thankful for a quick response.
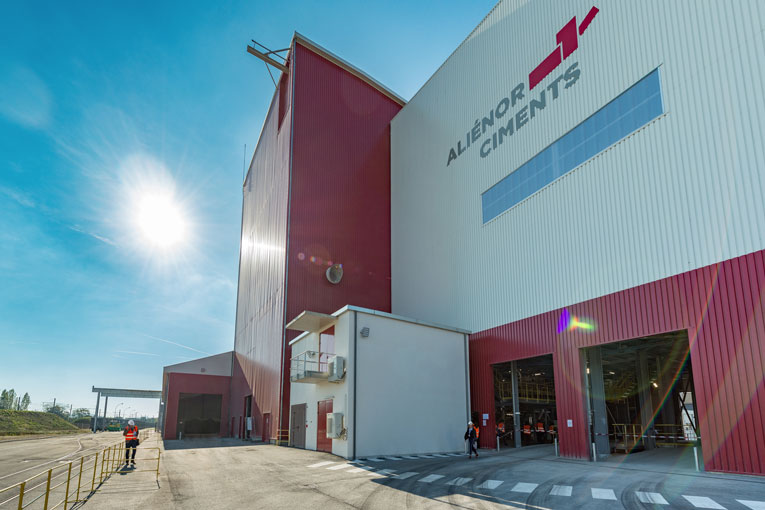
[285,311,337,333]
[91,387,161,399]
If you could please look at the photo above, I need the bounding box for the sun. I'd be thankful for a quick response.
[135,192,187,249]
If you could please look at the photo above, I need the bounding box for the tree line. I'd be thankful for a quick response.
[0,389,31,410]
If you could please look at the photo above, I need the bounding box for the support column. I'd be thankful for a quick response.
[511,360,521,449]
[102,396,109,431]
[637,351,656,449]
[92,392,100,433]
[589,347,610,459]
[657,356,676,428]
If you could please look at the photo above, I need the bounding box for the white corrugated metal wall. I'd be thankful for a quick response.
[391,0,765,333]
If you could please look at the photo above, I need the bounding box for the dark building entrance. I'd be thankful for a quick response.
[290,404,307,448]
[176,393,222,438]
[317,399,333,453]
[493,354,557,448]
[584,330,699,459]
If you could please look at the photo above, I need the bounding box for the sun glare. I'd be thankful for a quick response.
[135,193,187,249]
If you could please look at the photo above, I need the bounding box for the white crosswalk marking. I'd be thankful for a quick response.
[682,496,726,509]
[445,477,472,486]
[327,464,353,470]
[737,501,765,510]
[385,456,403,460]
[394,472,419,480]
[401,456,419,459]
[418,454,436,458]
[347,466,374,474]
[308,461,335,468]
[636,492,668,505]
[446,453,463,457]
[476,480,504,490]
[592,488,617,500]
[432,454,449,458]
[378,469,397,476]
[418,474,445,483]
[367,457,386,462]
[550,485,573,496]
[511,483,538,493]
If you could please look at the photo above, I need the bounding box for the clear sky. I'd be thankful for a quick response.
[0,0,496,418]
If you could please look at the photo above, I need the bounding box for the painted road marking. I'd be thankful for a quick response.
[394,472,419,480]
[385,456,403,460]
[592,488,617,500]
[327,464,353,471]
[511,483,538,493]
[476,480,504,490]
[550,485,573,496]
[367,457,386,462]
[347,467,373,473]
[737,501,765,510]
[418,474,445,483]
[446,453,463,457]
[308,461,336,468]
[636,492,668,505]
[417,454,436,458]
[445,477,472,486]
[401,456,419,459]
[432,454,449,458]
[378,469,397,476]
[682,496,726,509]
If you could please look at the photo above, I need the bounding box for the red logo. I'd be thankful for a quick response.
[529,6,599,90]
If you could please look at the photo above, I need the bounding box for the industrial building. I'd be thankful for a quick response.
[161,0,765,477]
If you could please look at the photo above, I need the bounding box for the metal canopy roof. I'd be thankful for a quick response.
[92,386,161,399]
[285,311,337,333]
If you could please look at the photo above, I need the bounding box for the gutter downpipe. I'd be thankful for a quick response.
[352,310,358,460]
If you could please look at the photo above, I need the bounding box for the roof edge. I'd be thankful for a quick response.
[291,31,407,106]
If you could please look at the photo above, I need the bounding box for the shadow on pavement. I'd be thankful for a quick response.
[162,437,259,450]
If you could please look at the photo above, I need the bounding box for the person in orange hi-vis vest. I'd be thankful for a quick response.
[123,420,139,467]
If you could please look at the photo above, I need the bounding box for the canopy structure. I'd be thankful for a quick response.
[91,386,161,432]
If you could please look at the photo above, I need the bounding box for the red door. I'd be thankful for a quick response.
[263,413,271,443]
[317,400,333,452]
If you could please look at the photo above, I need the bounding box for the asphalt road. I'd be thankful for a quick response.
[81,440,765,510]
[0,432,124,488]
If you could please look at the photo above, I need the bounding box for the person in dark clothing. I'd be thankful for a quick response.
[123,420,139,466]
[464,421,479,458]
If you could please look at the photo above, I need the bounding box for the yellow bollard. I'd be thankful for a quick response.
[63,461,72,510]
[75,456,84,502]
[91,452,99,491]
[17,481,25,510]
[43,469,52,510]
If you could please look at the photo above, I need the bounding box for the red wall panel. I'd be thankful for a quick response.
[163,373,231,440]
[470,249,765,476]
[280,42,402,434]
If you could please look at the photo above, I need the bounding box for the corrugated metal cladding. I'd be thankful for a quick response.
[232,41,402,441]
[470,249,765,475]
[281,41,402,432]
[231,65,292,441]
[390,0,765,334]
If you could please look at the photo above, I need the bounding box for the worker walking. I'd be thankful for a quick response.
[123,419,139,467]
[464,421,479,458]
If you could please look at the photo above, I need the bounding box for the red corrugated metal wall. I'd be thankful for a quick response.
[163,373,231,440]
[279,42,402,433]
[230,56,293,442]
[470,249,765,476]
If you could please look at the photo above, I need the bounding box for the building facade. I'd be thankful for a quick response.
[390,0,765,475]
[230,34,404,443]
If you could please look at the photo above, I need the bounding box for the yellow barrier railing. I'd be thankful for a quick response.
[0,429,159,509]
[275,428,290,446]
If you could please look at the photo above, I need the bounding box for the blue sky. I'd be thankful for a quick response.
[0,1,496,417]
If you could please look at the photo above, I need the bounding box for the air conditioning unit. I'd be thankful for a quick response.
[327,356,345,382]
[326,412,344,439]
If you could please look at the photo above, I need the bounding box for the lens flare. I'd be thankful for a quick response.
[557,308,596,333]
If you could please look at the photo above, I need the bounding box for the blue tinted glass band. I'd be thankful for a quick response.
[482,68,663,224]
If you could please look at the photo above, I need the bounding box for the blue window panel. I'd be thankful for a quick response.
[482,68,663,223]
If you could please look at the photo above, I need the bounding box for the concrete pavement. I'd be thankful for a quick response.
[78,440,765,509]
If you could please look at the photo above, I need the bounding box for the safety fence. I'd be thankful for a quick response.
[0,430,159,510]
[275,429,290,446]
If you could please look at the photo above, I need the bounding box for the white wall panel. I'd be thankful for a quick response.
[391,0,765,332]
